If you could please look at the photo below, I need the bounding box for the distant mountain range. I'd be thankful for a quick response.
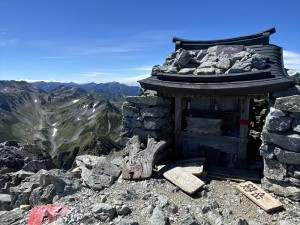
[32,81,140,96]
[0,80,130,168]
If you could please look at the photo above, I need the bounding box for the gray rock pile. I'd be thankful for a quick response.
[260,95,300,201]
[121,96,173,146]
[151,45,267,76]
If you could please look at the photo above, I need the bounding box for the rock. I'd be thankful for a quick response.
[22,159,55,172]
[201,200,219,214]
[76,155,120,191]
[231,51,250,63]
[227,60,251,73]
[279,220,297,225]
[292,118,300,132]
[261,177,300,201]
[265,114,292,131]
[206,209,224,225]
[10,169,79,208]
[216,59,231,70]
[122,117,142,129]
[0,194,12,210]
[248,221,268,225]
[289,177,300,187]
[143,117,168,130]
[20,204,31,211]
[287,70,300,85]
[140,106,169,117]
[132,128,166,140]
[261,130,300,152]
[250,54,266,69]
[91,203,116,222]
[166,52,177,61]
[207,46,218,54]
[259,144,275,159]
[178,68,196,74]
[180,213,199,225]
[269,107,286,117]
[0,208,24,225]
[116,205,131,215]
[125,96,171,107]
[199,62,217,68]
[263,158,287,181]
[236,218,248,225]
[176,49,192,67]
[122,105,140,117]
[151,65,162,75]
[274,95,300,112]
[200,54,218,63]
[196,50,206,61]
[274,147,300,164]
[118,220,139,225]
[194,67,215,75]
[120,189,138,200]
[148,206,167,225]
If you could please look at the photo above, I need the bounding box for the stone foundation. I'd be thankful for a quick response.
[260,93,300,201]
[120,95,173,147]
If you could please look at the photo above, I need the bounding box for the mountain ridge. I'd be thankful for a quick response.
[32,81,140,96]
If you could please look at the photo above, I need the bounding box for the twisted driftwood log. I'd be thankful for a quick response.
[122,135,166,179]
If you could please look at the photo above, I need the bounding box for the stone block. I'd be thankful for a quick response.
[265,114,292,131]
[274,148,300,164]
[125,96,171,106]
[261,130,300,152]
[259,144,275,159]
[274,95,300,112]
[122,105,140,117]
[140,106,169,117]
[292,118,300,132]
[263,158,287,181]
[261,177,300,201]
[143,118,168,130]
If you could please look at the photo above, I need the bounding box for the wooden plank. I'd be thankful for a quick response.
[157,165,205,194]
[176,158,205,175]
[236,181,283,213]
[208,166,261,181]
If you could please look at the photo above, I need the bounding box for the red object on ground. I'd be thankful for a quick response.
[27,204,70,225]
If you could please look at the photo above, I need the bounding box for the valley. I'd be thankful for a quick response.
[0,80,130,168]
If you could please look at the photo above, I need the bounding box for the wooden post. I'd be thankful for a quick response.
[175,96,183,132]
[238,97,250,159]
[174,96,183,153]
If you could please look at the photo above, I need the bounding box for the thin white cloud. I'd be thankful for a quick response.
[123,66,152,71]
[81,71,118,78]
[0,28,8,36]
[283,50,300,72]
[118,73,150,86]
[0,38,18,47]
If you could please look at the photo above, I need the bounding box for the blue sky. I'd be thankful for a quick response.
[0,0,300,85]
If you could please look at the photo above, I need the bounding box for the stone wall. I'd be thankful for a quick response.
[260,94,300,201]
[120,95,173,147]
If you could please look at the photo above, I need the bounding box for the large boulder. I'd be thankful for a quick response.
[75,155,120,191]
[261,130,300,152]
[274,95,300,112]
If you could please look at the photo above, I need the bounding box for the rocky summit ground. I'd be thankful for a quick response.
[0,142,299,225]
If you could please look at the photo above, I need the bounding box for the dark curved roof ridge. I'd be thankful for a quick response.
[173,27,276,50]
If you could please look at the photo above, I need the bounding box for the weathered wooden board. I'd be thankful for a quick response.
[122,135,166,179]
[236,181,283,213]
[157,165,205,194]
[208,166,261,181]
[176,158,205,175]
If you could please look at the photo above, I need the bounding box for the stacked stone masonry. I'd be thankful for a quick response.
[260,94,300,201]
[121,96,173,147]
